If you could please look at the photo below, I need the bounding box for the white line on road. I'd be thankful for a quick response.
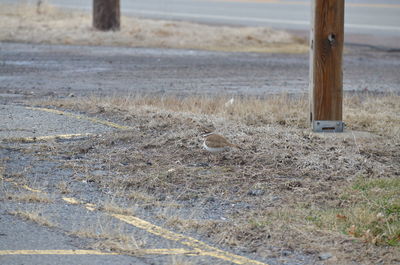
[131,9,309,25]
[128,10,400,32]
[44,3,400,32]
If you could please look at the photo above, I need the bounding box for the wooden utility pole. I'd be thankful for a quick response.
[93,0,120,31]
[310,0,344,132]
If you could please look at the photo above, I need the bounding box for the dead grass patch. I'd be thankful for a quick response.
[34,93,400,264]
[5,192,53,203]
[40,93,400,138]
[71,229,130,243]
[57,181,70,194]
[0,3,307,53]
[72,224,146,254]
[11,210,54,227]
[102,201,135,216]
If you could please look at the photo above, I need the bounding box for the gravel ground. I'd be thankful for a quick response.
[0,42,399,100]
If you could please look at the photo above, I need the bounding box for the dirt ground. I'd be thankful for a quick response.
[3,93,397,264]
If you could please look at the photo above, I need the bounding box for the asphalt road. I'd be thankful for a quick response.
[6,0,400,36]
[1,42,399,99]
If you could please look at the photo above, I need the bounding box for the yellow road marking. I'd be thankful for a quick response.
[21,185,42,193]
[112,214,267,265]
[2,177,45,194]
[131,248,200,256]
[62,197,81,205]
[85,204,97,211]
[0,250,118,255]
[62,197,96,211]
[3,133,93,143]
[11,181,267,263]
[61,195,267,264]
[347,2,400,8]
[85,206,96,211]
[210,0,400,8]
[0,248,201,256]
[26,107,131,130]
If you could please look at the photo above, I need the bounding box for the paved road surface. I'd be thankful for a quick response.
[1,42,399,98]
[5,0,399,37]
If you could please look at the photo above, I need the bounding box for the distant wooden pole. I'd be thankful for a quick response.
[93,0,120,31]
[310,0,344,132]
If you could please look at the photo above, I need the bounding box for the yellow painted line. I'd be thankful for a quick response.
[0,249,199,256]
[86,203,96,208]
[347,3,400,8]
[63,197,97,211]
[210,0,400,8]
[130,248,200,256]
[3,133,93,143]
[26,107,131,130]
[84,202,97,211]
[0,250,118,255]
[62,197,81,205]
[213,0,280,3]
[60,195,267,264]
[15,181,266,264]
[21,185,42,193]
[2,178,45,194]
[112,214,267,265]
[85,205,97,211]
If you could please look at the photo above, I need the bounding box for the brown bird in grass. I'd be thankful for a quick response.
[202,133,239,153]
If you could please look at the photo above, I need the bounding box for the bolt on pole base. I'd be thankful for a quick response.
[312,120,344,132]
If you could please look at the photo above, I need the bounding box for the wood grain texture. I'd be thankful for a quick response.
[93,0,120,31]
[310,0,344,121]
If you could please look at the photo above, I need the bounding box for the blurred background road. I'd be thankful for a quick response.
[1,1,399,97]
[5,0,399,39]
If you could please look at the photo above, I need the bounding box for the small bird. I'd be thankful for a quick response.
[202,133,239,153]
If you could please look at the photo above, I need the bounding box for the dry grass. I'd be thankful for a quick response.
[45,93,400,138]
[0,3,307,53]
[71,222,146,254]
[35,93,400,264]
[0,163,5,178]
[102,201,135,215]
[11,210,54,227]
[5,192,53,203]
[71,228,130,243]
[57,181,70,194]
[344,95,400,138]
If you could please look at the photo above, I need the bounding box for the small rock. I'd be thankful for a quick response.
[318,252,333,260]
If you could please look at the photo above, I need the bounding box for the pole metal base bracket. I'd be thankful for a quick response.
[312,120,344,132]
